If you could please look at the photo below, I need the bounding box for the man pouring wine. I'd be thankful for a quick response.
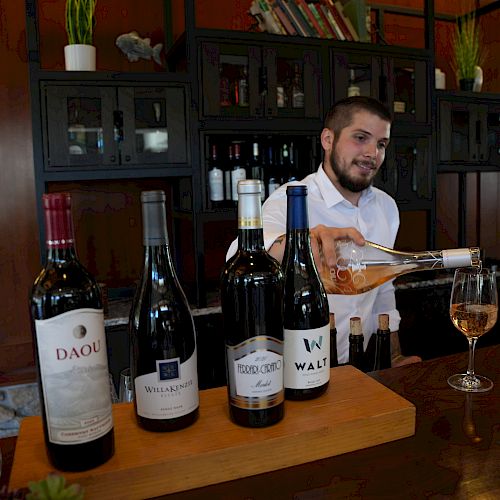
[227,96,421,366]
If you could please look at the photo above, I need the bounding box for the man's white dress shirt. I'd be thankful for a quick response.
[227,165,401,363]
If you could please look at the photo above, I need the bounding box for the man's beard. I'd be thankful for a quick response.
[329,148,374,193]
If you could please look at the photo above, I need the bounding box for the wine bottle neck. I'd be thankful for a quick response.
[237,189,264,251]
[43,193,78,262]
[142,193,169,246]
[143,244,176,276]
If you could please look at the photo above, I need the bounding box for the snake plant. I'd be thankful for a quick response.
[65,0,97,45]
[452,9,483,81]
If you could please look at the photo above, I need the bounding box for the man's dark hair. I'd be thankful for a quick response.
[323,96,392,137]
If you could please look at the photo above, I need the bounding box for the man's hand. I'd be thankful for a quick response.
[309,225,365,270]
[268,225,364,269]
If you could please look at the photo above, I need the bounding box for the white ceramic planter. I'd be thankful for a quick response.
[64,44,96,71]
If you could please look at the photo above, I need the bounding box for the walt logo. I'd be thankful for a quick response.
[303,336,323,353]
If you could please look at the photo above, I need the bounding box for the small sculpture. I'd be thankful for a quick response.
[473,65,483,92]
[115,31,162,65]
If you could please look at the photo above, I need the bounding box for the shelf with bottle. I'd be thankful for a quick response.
[331,49,430,125]
[200,38,322,120]
[203,133,321,212]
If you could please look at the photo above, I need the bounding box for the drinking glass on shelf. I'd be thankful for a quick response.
[119,368,134,403]
[448,267,498,392]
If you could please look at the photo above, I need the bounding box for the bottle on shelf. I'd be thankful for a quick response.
[320,240,482,295]
[231,142,247,203]
[266,143,281,197]
[250,141,265,201]
[348,317,365,371]
[330,313,339,368]
[220,180,285,427]
[30,193,115,471]
[238,66,249,107]
[225,144,233,203]
[130,190,199,432]
[283,185,330,400]
[291,63,304,109]
[208,144,224,206]
[372,313,392,371]
[347,69,361,97]
[220,64,231,107]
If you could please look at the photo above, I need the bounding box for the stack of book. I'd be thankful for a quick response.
[249,0,369,42]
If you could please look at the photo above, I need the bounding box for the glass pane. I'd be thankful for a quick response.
[67,97,104,155]
[450,110,470,161]
[135,98,169,154]
[393,64,415,115]
[219,54,249,109]
[347,63,371,97]
[276,58,304,110]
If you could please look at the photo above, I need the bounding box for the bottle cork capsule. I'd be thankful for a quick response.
[378,313,389,331]
[350,316,362,336]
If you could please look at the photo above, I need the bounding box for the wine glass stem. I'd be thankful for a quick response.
[467,337,478,377]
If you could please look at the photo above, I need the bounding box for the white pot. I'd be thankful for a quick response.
[64,44,96,71]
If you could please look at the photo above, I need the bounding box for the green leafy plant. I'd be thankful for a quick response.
[65,0,97,46]
[26,473,84,500]
[452,9,483,81]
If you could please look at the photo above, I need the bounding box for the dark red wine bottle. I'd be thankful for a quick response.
[130,190,199,432]
[220,180,285,427]
[348,316,365,371]
[30,193,114,472]
[282,185,330,400]
[373,313,392,370]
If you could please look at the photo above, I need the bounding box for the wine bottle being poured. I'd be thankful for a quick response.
[320,240,481,295]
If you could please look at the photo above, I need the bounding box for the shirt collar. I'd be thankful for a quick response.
[316,163,375,208]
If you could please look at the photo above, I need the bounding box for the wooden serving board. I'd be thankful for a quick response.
[9,366,415,499]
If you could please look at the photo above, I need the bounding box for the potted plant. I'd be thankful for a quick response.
[452,9,483,91]
[64,0,97,71]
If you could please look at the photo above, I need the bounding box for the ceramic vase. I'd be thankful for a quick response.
[64,44,96,71]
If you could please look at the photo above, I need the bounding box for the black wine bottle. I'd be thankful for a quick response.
[330,313,339,368]
[348,317,365,371]
[30,193,115,472]
[282,185,330,400]
[130,190,199,432]
[373,313,392,370]
[220,180,285,427]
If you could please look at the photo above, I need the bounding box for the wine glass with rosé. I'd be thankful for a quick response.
[448,267,498,392]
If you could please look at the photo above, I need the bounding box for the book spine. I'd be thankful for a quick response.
[284,0,313,37]
[296,0,326,38]
[261,0,287,34]
[310,2,336,39]
[273,2,298,35]
[334,1,359,41]
[308,3,333,39]
[320,3,345,40]
[324,0,353,41]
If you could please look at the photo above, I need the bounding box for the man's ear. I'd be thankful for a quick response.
[320,128,334,152]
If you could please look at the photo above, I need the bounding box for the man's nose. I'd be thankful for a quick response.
[362,141,377,158]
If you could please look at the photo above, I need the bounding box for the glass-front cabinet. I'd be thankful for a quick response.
[375,136,432,208]
[200,40,321,119]
[42,83,188,170]
[331,50,429,124]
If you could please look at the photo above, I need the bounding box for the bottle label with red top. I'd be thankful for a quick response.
[35,308,113,444]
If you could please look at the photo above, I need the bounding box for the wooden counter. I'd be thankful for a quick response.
[8,366,414,498]
[5,345,500,499]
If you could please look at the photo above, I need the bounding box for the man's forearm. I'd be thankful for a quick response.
[268,234,286,263]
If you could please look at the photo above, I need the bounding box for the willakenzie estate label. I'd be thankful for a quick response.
[135,350,199,419]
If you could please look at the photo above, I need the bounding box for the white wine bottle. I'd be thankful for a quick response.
[130,190,199,432]
[321,240,481,295]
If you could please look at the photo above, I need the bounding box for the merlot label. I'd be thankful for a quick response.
[35,309,113,445]
[284,323,330,389]
[135,350,199,420]
[226,336,284,410]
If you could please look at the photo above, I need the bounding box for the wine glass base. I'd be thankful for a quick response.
[447,373,494,393]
